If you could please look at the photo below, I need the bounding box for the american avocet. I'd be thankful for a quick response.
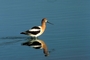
[20,18,53,38]
[22,39,49,56]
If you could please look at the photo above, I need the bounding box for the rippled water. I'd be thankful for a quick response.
[0,0,90,60]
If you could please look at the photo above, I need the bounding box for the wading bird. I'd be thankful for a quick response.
[20,18,53,38]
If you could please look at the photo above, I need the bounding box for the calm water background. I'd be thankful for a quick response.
[0,0,90,60]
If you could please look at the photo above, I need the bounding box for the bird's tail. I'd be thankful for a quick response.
[20,32,28,35]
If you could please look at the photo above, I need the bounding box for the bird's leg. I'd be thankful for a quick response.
[34,37,38,40]
[30,37,38,40]
[30,37,34,39]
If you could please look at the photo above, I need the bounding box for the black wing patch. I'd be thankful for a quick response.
[26,30,40,35]
[21,26,41,35]
[31,26,40,29]
[25,26,40,35]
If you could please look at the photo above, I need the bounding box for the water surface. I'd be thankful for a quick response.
[0,0,90,60]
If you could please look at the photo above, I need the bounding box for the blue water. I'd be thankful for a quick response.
[0,0,90,60]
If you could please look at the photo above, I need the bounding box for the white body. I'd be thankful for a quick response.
[29,26,43,37]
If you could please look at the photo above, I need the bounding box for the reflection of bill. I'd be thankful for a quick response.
[22,39,49,57]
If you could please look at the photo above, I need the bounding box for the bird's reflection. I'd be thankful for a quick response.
[22,38,49,57]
